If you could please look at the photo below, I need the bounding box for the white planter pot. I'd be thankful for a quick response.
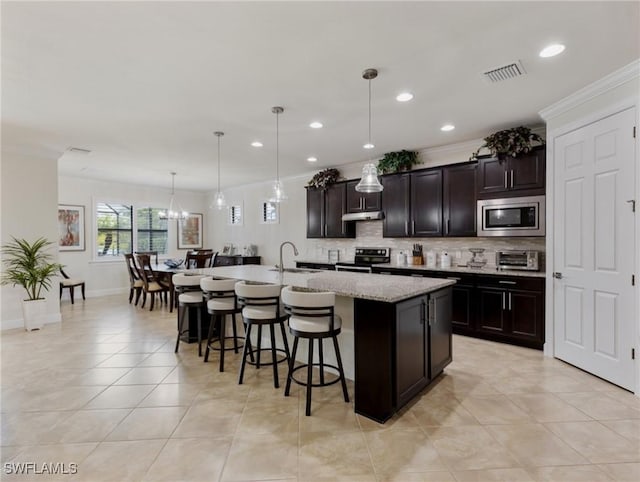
[21,299,47,331]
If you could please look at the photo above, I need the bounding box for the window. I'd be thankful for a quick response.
[229,205,243,225]
[136,207,168,254]
[261,201,278,224]
[96,203,133,257]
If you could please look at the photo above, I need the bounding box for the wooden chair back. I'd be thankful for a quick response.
[185,251,216,269]
[124,253,141,285]
[135,251,159,265]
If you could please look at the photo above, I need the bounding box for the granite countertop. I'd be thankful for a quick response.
[374,262,546,278]
[195,265,455,303]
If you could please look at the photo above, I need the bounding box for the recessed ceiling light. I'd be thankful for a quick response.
[363,143,375,149]
[441,124,455,132]
[251,141,263,147]
[396,92,414,102]
[539,43,565,58]
[307,156,318,162]
[309,121,323,129]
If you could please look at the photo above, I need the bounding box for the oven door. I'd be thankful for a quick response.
[477,195,545,236]
[335,264,373,273]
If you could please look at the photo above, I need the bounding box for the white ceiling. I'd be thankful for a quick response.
[2,1,639,192]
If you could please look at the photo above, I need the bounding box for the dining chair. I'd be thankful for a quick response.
[135,250,159,265]
[59,268,86,304]
[124,254,144,306]
[185,251,217,269]
[135,254,171,311]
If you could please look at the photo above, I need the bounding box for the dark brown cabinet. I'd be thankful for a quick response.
[411,169,442,236]
[306,184,355,238]
[295,261,335,271]
[443,163,477,237]
[477,147,545,199]
[346,180,381,213]
[381,169,443,238]
[214,255,261,266]
[475,275,544,349]
[354,286,453,422]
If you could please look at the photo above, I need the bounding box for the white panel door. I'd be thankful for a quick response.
[553,107,636,390]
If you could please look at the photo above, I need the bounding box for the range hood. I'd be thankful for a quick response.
[342,211,385,222]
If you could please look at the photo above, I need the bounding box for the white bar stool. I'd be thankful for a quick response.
[200,277,244,372]
[281,286,349,416]
[235,281,290,388]
[173,273,206,356]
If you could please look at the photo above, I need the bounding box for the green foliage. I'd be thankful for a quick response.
[376,150,420,174]
[1,237,63,300]
[307,168,342,189]
[471,126,545,160]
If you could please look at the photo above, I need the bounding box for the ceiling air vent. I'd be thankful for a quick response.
[482,60,526,83]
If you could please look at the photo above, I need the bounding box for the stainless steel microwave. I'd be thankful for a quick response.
[477,195,545,237]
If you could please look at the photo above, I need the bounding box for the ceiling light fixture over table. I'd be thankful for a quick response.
[212,131,227,210]
[159,172,188,220]
[269,106,288,203]
[355,68,383,194]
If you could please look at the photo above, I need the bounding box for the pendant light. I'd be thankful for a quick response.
[355,68,384,193]
[159,172,188,220]
[211,131,227,210]
[269,106,288,203]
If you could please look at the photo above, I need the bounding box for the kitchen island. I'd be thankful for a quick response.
[195,265,455,422]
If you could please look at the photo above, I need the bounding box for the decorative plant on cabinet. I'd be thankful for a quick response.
[377,150,420,174]
[471,126,544,160]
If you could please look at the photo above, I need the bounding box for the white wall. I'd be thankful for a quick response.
[57,175,209,299]
[1,150,62,330]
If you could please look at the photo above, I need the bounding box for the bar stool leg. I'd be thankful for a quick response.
[70,287,75,305]
[256,325,263,369]
[204,313,216,362]
[238,322,253,385]
[332,334,350,403]
[218,314,226,372]
[175,305,185,353]
[269,324,279,388]
[197,308,202,357]
[231,313,239,353]
[318,339,325,385]
[81,283,86,300]
[305,338,314,416]
[284,336,299,397]
[279,321,291,359]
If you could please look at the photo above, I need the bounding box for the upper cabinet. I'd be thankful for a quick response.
[477,147,545,199]
[411,169,442,236]
[443,163,477,237]
[346,180,382,213]
[381,173,411,237]
[306,183,355,239]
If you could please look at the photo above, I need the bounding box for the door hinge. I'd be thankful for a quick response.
[634,126,637,138]
[627,200,636,212]
[633,274,636,286]
[633,348,635,360]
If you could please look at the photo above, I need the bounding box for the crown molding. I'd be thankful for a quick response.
[539,59,640,121]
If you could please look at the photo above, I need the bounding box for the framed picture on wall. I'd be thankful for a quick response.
[177,213,203,249]
[58,204,85,251]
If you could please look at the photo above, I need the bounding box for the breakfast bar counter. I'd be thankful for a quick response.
[195,265,455,422]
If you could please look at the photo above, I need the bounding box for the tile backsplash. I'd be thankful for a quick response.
[306,220,545,267]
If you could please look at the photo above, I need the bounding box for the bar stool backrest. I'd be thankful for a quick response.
[281,287,336,322]
[201,278,237,297]
[173,273,206,290]
[235,281,282,316]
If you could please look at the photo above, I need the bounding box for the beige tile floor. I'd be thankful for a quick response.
[1,295,639,481]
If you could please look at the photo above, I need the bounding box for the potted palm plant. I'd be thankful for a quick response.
[1,237,62,330]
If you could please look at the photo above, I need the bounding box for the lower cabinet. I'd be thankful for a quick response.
[476,276,544,349]
[214,255,261,266]
[354,287,453,422]
[371,267,545,349]
[295,261,335,270]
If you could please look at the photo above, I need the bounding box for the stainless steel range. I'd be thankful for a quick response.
[335,247,390,273]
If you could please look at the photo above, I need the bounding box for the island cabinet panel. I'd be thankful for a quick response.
[477,147,545,199]
[381,174,411,237]
[346,180,381,213]
[411,169,443,236]
[354,287,453,423]
[443,163,477,237]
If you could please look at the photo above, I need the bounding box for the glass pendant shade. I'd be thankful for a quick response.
[159,172,188,219]
[269,180,288,203]
[355,163,383,193]
[211,131,227,210]
[356,68,383,194]
[270,106,287,203]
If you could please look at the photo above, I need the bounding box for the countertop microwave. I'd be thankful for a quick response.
[477,195,545,237]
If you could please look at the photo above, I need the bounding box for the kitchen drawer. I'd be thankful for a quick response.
[296,262,335,271]
[475,275,543,292]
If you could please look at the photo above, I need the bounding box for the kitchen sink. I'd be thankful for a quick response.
[268,268,322,274]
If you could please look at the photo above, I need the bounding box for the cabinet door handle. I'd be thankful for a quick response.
[502,292,506,310]
[429,298,436,326]
[447,219,450,234]
[360,198,364,210]
[510,170,514,188]
[508,292,512,310]
[420,300,425,325]
[405,220,409,236]
[324,223,327,237]
[504,171,508,188]
[412,220,416,234]
[499,280,517,285]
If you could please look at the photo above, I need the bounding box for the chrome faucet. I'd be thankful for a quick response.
[278,241,299,274]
